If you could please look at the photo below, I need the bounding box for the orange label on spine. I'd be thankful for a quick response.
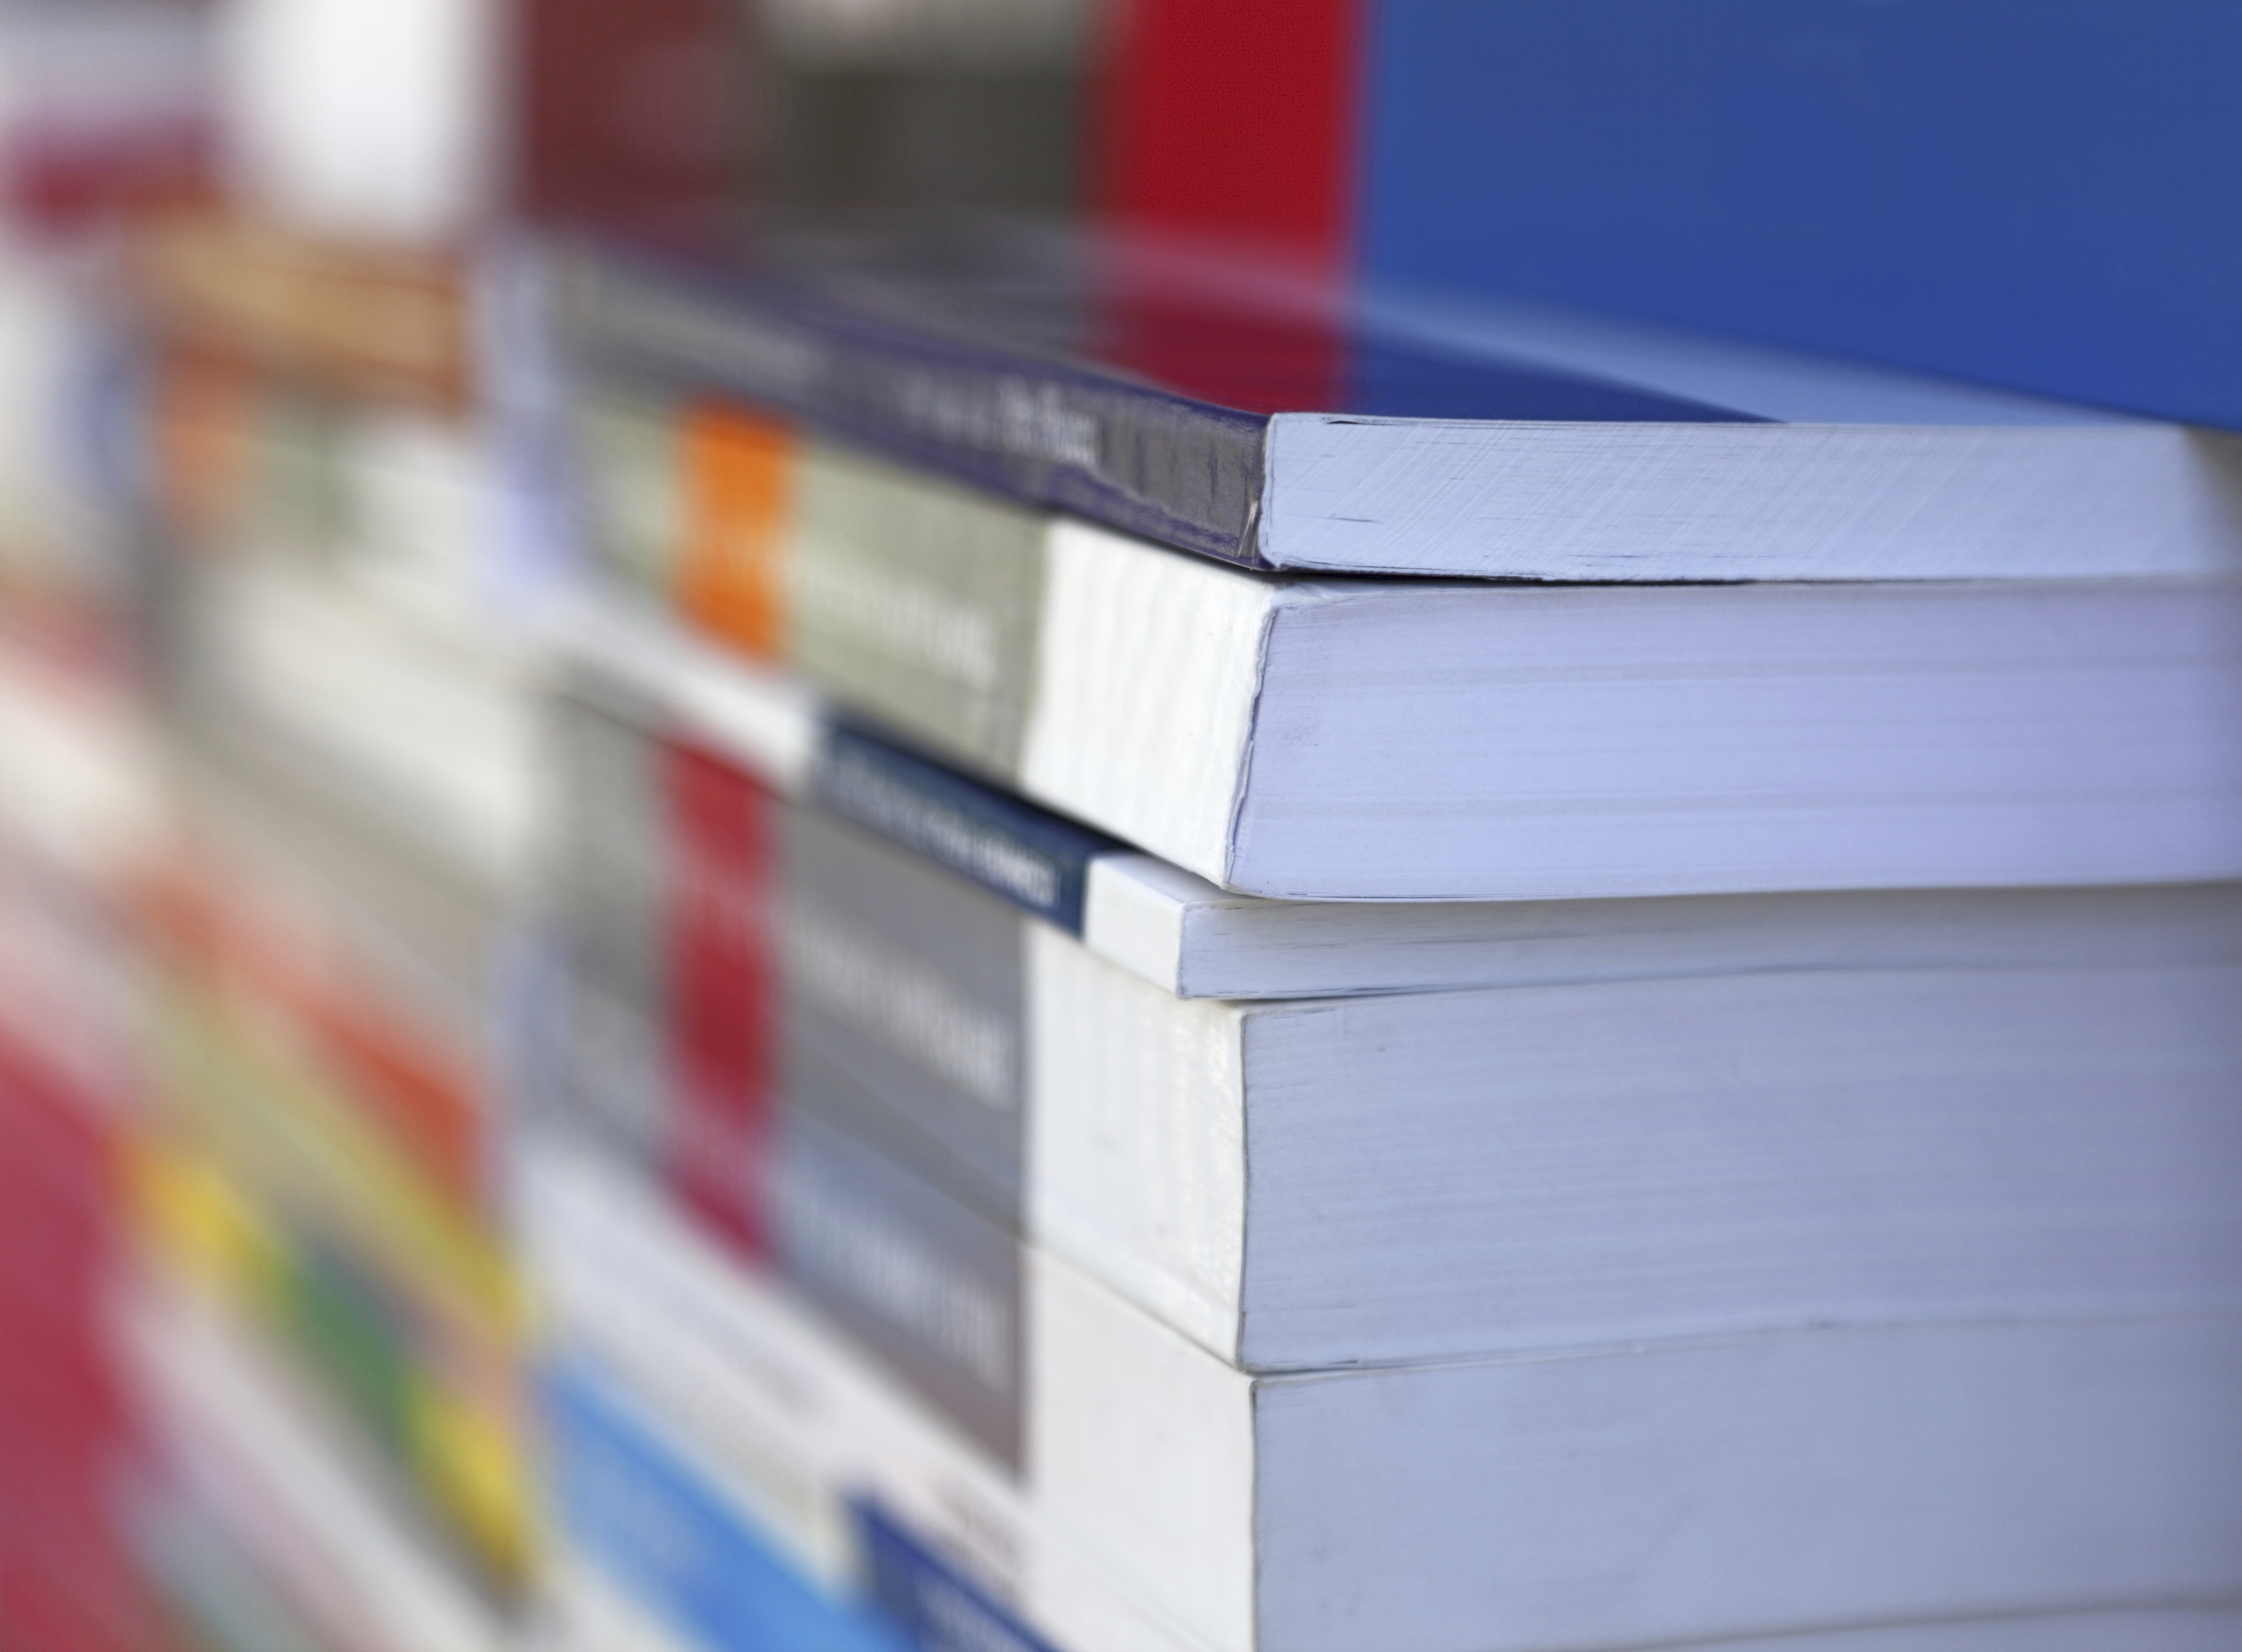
[678,403,796,661]
[152,349,259,546]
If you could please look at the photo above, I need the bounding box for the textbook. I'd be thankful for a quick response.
[552,456,2242,902]
[535,1335,2242,1652]
[552,230,2242,581]
[526,1138,2242,1652]
[541,677,2242,1380]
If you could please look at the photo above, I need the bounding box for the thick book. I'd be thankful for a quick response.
[540,680,2242,1381]
[552,229,2242,581]
[552,538,2242,897]
[538,1345,2242,1652]
[527,1140,2242,1652]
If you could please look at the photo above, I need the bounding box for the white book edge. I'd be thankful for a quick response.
[1263,416,2242,581]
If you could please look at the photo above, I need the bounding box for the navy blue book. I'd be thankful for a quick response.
[551,224,2242,581]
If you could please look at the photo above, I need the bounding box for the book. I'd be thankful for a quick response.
[1349,2,2242,431]
[527,1138,2242,1652]
[535,1241,2242,1652]
[550,540,2242,898]
[1096,1,2242,431]
[753,0,1092,220]
[541,679,2242,1383]
[552,229,2242,579]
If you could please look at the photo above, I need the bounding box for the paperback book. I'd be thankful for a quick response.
[526,1138,2242,1652]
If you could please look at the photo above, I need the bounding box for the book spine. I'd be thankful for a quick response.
[545,691,1037,1454]
[544,1359,910,1652]
[132,214,475,411]
[563,398,1263,889]
[546,1345,1079,1652]
[661,739,780,1257]
[127,1117,532,1585]
[855,1498,1064,1652]
[576,395,1054,781]
[554,660,1119,940]
[776,794,1029,1222]
[808,722,1114,936]
[544,681,675,1172]
[555,243,1271,565]
[775,1108,1025,1468]
[121,1278,510,1652]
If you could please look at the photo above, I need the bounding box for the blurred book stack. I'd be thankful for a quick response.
[1,4,2240,1652]
[116,188,536,1652]
[100,4,548,1648]
[95,0,770,1642]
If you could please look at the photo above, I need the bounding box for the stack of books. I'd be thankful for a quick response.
[3,7,2238,1650]
[517,228,2242,1652]
[111,211,544,1652]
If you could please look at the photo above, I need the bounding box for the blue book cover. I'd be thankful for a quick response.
[546,1359,912,1652]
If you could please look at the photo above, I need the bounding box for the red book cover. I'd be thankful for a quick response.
[1094,0,1364,282]
[661,741,779,1259]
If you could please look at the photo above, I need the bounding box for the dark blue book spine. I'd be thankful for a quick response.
[554,241,1270,566]
[809,720,1118,937]
[855,1501,1064,1652]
